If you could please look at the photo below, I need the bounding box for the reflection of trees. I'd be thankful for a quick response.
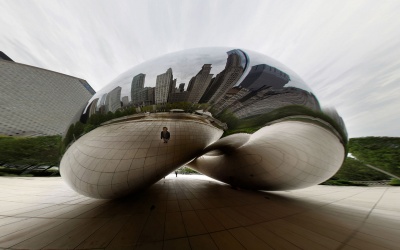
[216,105,348,146]
[214,109,239,129]
[156,102,209,113]
[63,107,138,153]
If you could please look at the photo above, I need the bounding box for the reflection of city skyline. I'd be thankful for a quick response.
[87,48,321,119]
[90,49,249,113]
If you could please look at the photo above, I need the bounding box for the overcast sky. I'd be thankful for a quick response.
[1,0,399,138]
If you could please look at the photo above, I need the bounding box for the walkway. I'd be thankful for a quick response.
[0,176,398,249]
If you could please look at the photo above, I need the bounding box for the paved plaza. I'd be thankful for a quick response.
[0,175,398,249]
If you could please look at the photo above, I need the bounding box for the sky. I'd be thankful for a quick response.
[1,0,399,138]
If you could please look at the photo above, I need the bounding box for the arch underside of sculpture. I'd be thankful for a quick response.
[60,117,344,199]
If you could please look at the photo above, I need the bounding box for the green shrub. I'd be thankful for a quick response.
[349,137,400,176]
[332,157,389,181]
[320,179,367,186]
[178,167,200,175]
[0,136,61,166]
[0,166,60,177]
[389,178,400,186]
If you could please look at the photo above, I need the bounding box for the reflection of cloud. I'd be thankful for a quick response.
[1,0,399,137]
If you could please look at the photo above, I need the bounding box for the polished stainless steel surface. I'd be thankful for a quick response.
[61,47,347,198]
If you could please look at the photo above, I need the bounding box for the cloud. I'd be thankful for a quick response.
[1,0,399,137]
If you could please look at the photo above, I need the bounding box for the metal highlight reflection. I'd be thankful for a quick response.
[60,47,347,199]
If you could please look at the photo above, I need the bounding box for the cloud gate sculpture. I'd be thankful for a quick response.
[60,47,347,199]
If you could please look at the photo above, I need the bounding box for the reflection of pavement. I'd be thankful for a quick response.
[61,117,223,199]
[190,120,345,191]
[61,118,345,199]
[103,112,226,130]
[0,176,398,249]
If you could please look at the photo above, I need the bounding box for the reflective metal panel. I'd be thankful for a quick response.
[60,47,347,199]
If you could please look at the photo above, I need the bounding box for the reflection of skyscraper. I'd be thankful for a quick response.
[228,87,320,119]
[131,74,146,105]
[105,86,122,113]
[213,87,249,113]
[168,82,189,103]
[98,93,107,114]
[179,83,185,92]
[206,50,245,104]
[146,87,155,105]
[239,64,290,91]
[138,87,155,106]
[155,68,173,104]
[200,73,221,103]
[121,96,129,107]
[168,91,190,103]
[88,98,99,117]
[186,64,213,103]
[172,79,177,93]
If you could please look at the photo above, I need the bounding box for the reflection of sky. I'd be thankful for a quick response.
[90,47,312,102]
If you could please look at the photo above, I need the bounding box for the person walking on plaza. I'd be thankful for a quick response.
[175,170,178,177]
[161,127,170,143]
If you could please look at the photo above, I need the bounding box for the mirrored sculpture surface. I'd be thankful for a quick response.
[60,47,347,199]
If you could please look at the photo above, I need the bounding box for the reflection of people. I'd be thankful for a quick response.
[161,127,170,143]
[175,171,178,177]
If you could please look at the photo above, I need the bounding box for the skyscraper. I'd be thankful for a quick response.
[199,73,221,103]
[105,86,122,113]
[239,64,290,91]
[186,64,213,103]
[137,87,155,106]
[155,68,173,104]
[98,93,107,114]
[207,50,246,104]
[131,73,146,105]
[88,98,99,117]
[178,83,185,92]
[121,96,129,107]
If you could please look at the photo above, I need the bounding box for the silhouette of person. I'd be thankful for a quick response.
[175,171,178,177]
[161,127,170,143]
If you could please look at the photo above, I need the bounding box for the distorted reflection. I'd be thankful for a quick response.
[61,47,347,199]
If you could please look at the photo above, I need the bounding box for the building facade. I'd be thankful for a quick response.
[239,64,290,91]
[105,86,122,113]
[155,68,174,104]
[0,57,95,136]
[207,50,245,104]
[186,64,213,103]
[131,73,146,105]
[121,96,129,107]
[88,98,99,117]
[137,87,155,106]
